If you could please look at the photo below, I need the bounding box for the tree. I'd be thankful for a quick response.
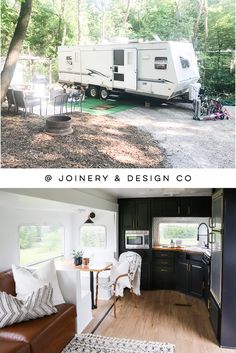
[1,0,32,103]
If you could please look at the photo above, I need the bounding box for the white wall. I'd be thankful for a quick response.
[0,190,118,271]
[72,208,117,262]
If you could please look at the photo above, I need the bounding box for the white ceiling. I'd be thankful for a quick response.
[100,188,212,198]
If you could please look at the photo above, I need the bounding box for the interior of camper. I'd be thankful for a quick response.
[0,188,236,353]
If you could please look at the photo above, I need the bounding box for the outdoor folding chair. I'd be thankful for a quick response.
[69,92,85,113]
[13,90,42,116]
[6,89,16,112]
[53,94,69,114]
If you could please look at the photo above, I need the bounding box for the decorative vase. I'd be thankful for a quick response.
[74,257,82,266]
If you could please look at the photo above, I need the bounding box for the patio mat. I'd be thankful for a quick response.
[72,98,136,116]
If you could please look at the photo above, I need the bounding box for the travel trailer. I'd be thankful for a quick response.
[0,188,236,353]
[58,41,200,101]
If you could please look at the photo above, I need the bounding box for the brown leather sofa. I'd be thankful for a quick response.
[0,270,76,353]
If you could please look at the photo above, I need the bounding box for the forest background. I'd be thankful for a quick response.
[1,0,235,98]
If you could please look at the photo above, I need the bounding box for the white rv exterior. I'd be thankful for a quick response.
[58,41,200,100]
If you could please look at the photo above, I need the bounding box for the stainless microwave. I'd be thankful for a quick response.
[125,230,150,249]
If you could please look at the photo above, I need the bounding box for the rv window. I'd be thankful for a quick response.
[114,73,124,81]
[114,50,124,66]
[19,225,64,266]
[159,223,199,246]
[154,57,167,70]
[66,56,72,65]
[180,56,190,69]
[80,225,106,248]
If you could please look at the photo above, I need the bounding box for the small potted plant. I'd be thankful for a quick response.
[72,249,84,266]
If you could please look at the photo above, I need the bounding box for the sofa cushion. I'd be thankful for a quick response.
[0,303,76,353]
[0,284,57,328]
[0,271,16,296]
[0,340,31,353]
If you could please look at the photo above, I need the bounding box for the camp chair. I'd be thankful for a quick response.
[13,90,42,116]
[6,89,16,112]
[95,251,142,318]
[53,94,69,115]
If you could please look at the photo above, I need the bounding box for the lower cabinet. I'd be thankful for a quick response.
[176,254,203,298]
[209,293,220,340]
[152,251,175,290]
[152,251,204,298]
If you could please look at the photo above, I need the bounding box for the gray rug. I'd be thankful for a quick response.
[62,334,175,353]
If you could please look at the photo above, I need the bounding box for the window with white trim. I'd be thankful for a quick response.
[180,56,190,69]
[19,225,64,266]
[154,57,167,70]
[80,225,107,248]
[159,223,199,246]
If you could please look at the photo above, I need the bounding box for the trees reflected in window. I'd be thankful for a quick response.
[80,225,107,248]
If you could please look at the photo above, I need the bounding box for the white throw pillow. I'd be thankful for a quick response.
[0,284,57,328]
[12,260,65,305]
[110,260,130,289]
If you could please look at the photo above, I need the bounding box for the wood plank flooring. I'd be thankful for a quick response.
[84,290,236,353]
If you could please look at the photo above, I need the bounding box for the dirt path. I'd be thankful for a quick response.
[113,102,235,168]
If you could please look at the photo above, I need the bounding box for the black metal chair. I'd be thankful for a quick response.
[13,90,42,116]
[6,89,16,112]
[53,94,69,115]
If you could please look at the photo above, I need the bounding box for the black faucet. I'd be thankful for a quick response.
[197,222,209,248]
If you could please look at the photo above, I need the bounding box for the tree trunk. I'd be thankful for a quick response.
[77,0,81,43]
[1,0,32,103]
[192,0,204,46]
[119,0,131,36]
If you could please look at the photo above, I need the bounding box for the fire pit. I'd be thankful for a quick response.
[45,115,73,136]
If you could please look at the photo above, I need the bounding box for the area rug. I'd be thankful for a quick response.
[62,334,175,353]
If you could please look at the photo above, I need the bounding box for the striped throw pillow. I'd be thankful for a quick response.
[0,284,57,328]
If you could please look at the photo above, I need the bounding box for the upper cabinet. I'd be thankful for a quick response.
[151,197,211,217]
[119,198,151,230]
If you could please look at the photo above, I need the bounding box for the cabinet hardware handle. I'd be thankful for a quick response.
[209,232,216,244]
[202,282,205,289]
[188,206,190,215]
[160,269,168,272]
[207,299,211,310]
[178,206,180,215]
[161,262,169,265]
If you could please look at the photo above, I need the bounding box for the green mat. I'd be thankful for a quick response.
[72,98,136,116]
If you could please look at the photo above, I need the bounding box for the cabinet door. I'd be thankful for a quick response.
[120,199,136,229]
[190,197,212,217]
[162,198,179,217]
[152,265,175,289]
[176,260,189,293]
[136,199,150,229]
[189,260,203,297]
[209,294,220,340]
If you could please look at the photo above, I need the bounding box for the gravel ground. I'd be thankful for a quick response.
[113,102,235,168]
[1,110,166,168]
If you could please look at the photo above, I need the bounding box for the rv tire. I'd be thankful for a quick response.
[88,86,98,98]
[100,88,108,100]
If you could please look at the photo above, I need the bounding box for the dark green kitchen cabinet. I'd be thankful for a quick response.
[152,251,175,290]
[119,198,151,230]
[176,253,203,298]
[151,197,211,217]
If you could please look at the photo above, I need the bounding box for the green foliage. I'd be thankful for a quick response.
[72,249,84,258]
[160,224,198,245]
[1,0,235,94]
[19,225,63,265]
[0,0,18,55]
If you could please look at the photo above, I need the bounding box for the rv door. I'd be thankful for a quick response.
[124,48,137,90]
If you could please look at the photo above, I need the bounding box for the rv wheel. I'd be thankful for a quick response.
[100,88,108,100]
[88,86,98,98]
